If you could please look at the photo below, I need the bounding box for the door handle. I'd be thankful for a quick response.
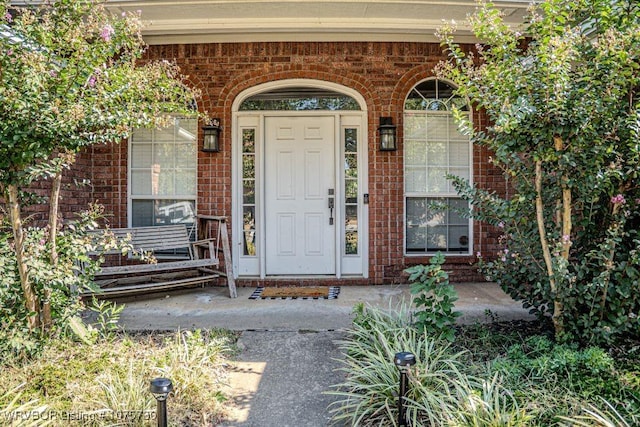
[328,189,334,225]
[328,197,334,225]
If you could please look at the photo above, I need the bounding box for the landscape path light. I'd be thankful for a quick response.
[394,351,416,427]
[150,377,173,427]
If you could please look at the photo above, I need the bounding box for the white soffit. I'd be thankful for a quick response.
[103,0,531,45]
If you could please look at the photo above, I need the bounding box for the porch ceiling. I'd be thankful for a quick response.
[103,0,532,45]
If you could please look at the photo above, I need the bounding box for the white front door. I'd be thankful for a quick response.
[265,116,335,275]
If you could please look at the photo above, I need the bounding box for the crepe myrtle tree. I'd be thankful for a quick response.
[437,0,640,344]
[0,0,199,332]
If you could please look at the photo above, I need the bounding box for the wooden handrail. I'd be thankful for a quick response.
[197,215,237,298]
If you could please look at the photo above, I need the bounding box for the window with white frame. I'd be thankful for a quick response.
[404,79,471,254]
[129,117,197,233]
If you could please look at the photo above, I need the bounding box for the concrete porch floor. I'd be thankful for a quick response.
[113,282,532,332]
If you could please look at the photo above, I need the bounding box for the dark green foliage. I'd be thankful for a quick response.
[491,335,640,424]
[453,319,640,425]
[438,0,640,346]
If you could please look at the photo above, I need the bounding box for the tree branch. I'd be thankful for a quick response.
[7,184,41,330]
[536,160,564,336]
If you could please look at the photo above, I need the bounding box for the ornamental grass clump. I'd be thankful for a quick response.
[328,302,640,425]
[328,303,472,426]
[450,374,534,427]
[558,399,633,427]
[0,330,234,427]
[0,385,51,427]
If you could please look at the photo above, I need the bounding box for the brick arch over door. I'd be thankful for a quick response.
[198,65,381,216]
[216,65,378,118]
[230,78,368,112]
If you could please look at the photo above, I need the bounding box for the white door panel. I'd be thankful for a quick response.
[265,116,335,275]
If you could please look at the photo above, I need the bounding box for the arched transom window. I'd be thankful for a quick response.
[239,87,360,111]
[404,79,471,255]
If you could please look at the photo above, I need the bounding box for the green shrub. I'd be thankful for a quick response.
[438,0,640,347]
[0,205,128,360]
[487,335,640,424]
[405,253,461,341]
[493,336,622,399]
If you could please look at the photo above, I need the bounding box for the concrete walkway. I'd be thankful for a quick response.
[115,283,532,426]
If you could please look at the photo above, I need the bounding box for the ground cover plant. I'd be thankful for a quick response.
[0,329,236,427]
[329,304,640,426]
[456,317,640,426]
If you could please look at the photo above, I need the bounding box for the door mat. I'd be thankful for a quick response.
[249,286,340,300]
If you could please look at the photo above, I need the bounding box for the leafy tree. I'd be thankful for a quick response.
[437,0,640,344]
[0,0,198,332]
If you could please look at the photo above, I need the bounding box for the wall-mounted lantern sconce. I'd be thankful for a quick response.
[378,116,397,151]
[201,118,222,152]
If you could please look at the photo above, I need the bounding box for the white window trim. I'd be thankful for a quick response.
[403,79,473,257]
[127,117,198,230]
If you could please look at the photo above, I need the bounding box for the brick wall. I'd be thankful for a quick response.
[17,151,94,228]
[87,142,128,228]
[81,41,505,284]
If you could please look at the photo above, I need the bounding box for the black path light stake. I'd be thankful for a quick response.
[394,351,416,427]
[150,377,173,427]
